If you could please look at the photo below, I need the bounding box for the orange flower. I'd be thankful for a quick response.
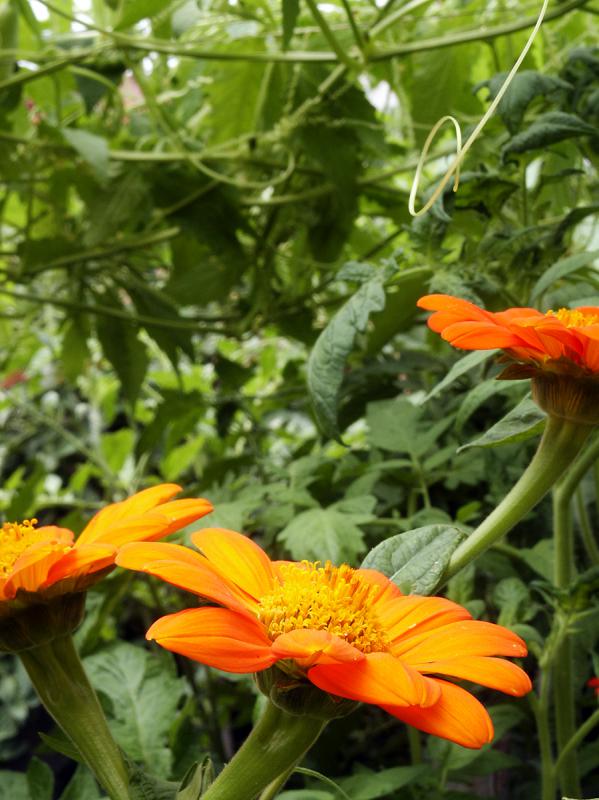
[417,294,599,423]
[116,528,531,749]
[588,677,599,697]
[0,484,213,607]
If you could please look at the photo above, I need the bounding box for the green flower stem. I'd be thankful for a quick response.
[445,416,593,581]
[528,687,555,800]
[19,633,130,800]
[202,700,326,800]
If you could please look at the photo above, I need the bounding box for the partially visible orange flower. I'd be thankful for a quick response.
[417,294,599,423]
[116,528,531,749]
[0,484,213,608]
[588,677,599,696]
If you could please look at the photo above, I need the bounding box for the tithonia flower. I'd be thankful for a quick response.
[0,483,213,609]
[588,677,599,697]
[116,528,531,749]
[417,294,599,423]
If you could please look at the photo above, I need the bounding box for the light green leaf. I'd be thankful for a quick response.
[63,129,111,182]
[367,398,452,458]
[337,765,428,800]
[117,0,170,29]
[100,429,134,474]
[457,396,545,452]
[530,250,599,300]
[84,643,186,778]
[26,758,53,800]
[361,525,465,595]
[307,277,386,440]
[0,771,28,800]
[59,766,100,800]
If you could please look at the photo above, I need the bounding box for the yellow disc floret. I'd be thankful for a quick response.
[258,561,389,654]
[547,308,599,328]
[0,519,52,578]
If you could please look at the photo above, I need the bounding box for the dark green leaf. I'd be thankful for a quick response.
[457,396,545,452]
[361,525,465,594]
[423,350,494,401]
[367,397,452,458]
[307,277,386,440]
[59,766,100,800]
[530,250,599,300]
[502,111,597,157]
[96,308,148,408]
[476,70,571,132]
[282,0,300,49]
[337,765,428,800]
[26,758,53,800]
[278,503,373,563]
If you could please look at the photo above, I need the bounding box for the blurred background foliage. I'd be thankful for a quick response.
[0,0,598,797]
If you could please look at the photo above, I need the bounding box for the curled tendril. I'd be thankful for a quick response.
[409,0,549,218]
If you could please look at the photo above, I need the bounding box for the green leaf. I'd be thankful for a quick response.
[59,766,100,800]
[337,765,428,800]
[117,0,169,29]
[278,503,373,563]
[100,429,134,474]
[282,0,300,49]
[61,316,90,383]
[366,268,432,354]
[26,759,53,800]
[63,129,111,182]
[84,642,186,778]
[176,758,214,800]
[457,396,545,452]
[423,350,495,402]
[308,277,386,439]
[361,525,465,595]
[366,397,452,458]
[0,771,28,800]
[476,70,571,132]
[503,111,597,157]
[530,250,599,300]
[128,284,194,364]
[96,309,148,408]
[455,379,523,433]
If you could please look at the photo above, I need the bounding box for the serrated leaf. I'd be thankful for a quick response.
[367,398,452,458]
[307,277,386,440]
[475,70,571,132]
[282,0,300,49]
[423,350,494,402]
[361,525,465,595]
[503,111,597,157]
[96,309,148,408]
[84,643,186,778]
[530,250,599,300]
[457,396,545,452]
[278,505,371,563]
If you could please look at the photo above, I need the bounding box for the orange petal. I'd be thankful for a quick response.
[381,679,494,749]
[308,652,440,708]
[441,321,522,350]
[43,542,117,588]
[355,568,402,606]
[191,528,275,602]
[393,620,527,662]
[116,541,253,614]
[148,498,213,536]
[4,543,74,598]
[78,484,183,543]
[417,295,491,321]
[414,656,532,696]
[378,595,470,637]
[147,607,276,673]
[271,629,364,668]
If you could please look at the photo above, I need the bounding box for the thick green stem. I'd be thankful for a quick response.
[19,634,130,800]
[553,707,599,778]
[445,416,592,581]
[202,701,325,800]
[529,689,555,800]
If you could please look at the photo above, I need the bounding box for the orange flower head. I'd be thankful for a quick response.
[417,294,599,424]
[588,677,599,697]
[0,483,213,640]
[116,528,532,749]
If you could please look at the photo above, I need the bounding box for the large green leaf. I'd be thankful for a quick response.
[84,643,186,778]
[307,276,386,440]
[476,70,571,132]
[530,250,599,300]
[423,350,494,402]
[503,111,597,156]
[96,307,149,408]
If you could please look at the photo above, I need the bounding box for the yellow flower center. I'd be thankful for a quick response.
[258,561,389,654]
[0,519,48,578]
[547,308,599,328]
